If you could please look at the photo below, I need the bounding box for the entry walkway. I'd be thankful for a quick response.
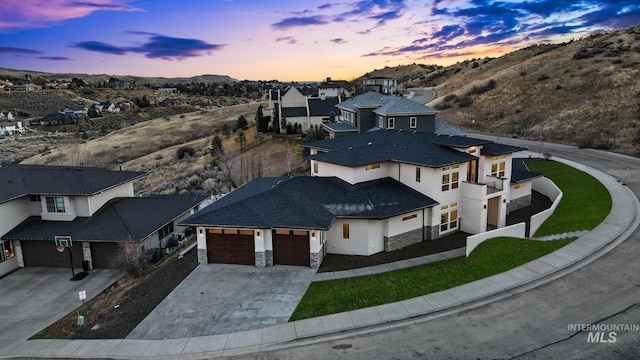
[1,157,637,359]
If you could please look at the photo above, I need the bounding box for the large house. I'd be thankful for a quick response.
[362,76,397,94]
[324,91,439,138]
[181,129,541,269]
[0,165,208,278]
[265,86,341,132]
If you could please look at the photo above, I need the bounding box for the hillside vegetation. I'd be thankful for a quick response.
[363,25,640,156]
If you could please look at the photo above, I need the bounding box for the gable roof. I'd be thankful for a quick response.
[308,97,340,116]
[481,142,526,156]
[0,164,146,204]
[304,130,478,168]
[181,176,437,230]
[373,96,437,116]
[2,195,208,242]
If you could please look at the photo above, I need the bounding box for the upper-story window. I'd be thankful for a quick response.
[313,160,318,174]
[29,195,41,202]
[441,165,460,191]
[0,240,15,263]
[491,155,506,177]
[410,117,417,129]
[416,167,421,182]
[388,118,395,129]
[46,196,65,213]
[379,116,384,128]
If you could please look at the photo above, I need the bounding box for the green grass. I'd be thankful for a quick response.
[290,237,571,321]
[525,160,611,237]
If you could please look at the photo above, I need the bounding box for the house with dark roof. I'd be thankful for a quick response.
[318,77,353,98]
[181,130,541,269]
[324,91,438,138]
[363,76,397,94]
[0,165,208,277]
[266,86,342,132]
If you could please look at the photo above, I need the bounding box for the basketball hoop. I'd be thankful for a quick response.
[56,245,65,253]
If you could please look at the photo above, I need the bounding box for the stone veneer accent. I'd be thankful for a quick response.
[255,252,267,267]
[508,194,532,214]
[384,227,424,252]
[427,225,440,240]
[266,250,273,267]
[197,248,207,265]
[310,246,324,269]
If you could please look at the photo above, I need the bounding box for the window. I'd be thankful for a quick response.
[416,167,421,182]
[365,164,381,170]
[159,222,174,239]
[0,240,15,263]
[441,165,460,191]
[491,155,506,177]
[388,118,395,129]
[343,223,350,239]
[402,214,417,221]
[29,195,41,202]
[239,230,254,235]
[440,203,459,233]
[313,160,318,173]
[379,116,384,128]
[410,117,417,128]
[45,196,65,213]
[514,183,525,189]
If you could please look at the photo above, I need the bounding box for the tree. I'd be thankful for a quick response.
[210,135,224,157]
[235,129,247,151]
[272,107,280,134]
[329,111,336,122]
[236,115,249,131]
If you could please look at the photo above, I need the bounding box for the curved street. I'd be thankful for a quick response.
[231,138,640,360]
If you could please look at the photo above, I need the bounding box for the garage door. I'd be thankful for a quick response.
[272,230,310,267]
[207,229,255,265]
[91,242,119,269]
[21,240,84,268]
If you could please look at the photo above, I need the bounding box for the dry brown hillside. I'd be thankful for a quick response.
[365,25,640,156]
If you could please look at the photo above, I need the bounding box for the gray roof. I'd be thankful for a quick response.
[282,106,307,117]
[435,120,467,136]
[373,97,437,116]
[181,176,437,230]
[305,130,478,168]
[2,195,208,242]
[0,164,146,204]
[336,91,390,111]
[308,97,340,117]
[323,122,358,132]
[511,159,544,184]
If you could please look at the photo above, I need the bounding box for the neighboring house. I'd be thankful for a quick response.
[181,130,541,269]
[318,77,353,98]
[324,91,438,138]
[95,101,118,113]
[0,120,24,135]
[158,88,179,94]
[0,112,14,121]
[363,76,397,94]
[0,165,208,277]
[268,87,342,132]
[59,107,88,117]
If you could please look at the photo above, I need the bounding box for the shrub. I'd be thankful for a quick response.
[111,241,147,278]
[176,146,195,159]
[537,74,550,81]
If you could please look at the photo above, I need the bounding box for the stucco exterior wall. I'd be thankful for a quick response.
[0,198,32,237]
[40,196,77,221]
[86,182,135,215]
[327,218,383,256]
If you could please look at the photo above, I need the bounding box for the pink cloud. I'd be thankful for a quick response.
[0,0,142,30]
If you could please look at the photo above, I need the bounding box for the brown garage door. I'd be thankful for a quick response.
[91,242,119,269]
[207,229,255,265]
[21,240,84,268]
[273,230,310,267]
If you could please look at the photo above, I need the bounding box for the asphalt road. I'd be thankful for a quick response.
[228,138,640,360]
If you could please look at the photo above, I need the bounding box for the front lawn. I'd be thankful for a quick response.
[525,160,611,237]
[290,237,571,320]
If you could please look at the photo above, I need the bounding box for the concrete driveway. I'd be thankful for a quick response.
[0,267,121,348]
[127,264,317,340]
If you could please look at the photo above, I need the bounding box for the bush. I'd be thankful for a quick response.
[176,146,195,159]
[111,241,147,278]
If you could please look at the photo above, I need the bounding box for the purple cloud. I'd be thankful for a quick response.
[37,56,73,61]
[276,36,297,44]
[330,38,347,44]
[71,40,128,55]
[272,16,328,30]
[0,46,43,55]
[71,34,224,60]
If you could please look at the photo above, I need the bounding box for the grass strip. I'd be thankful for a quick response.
[525,160,611,237]
[290,237,571,321]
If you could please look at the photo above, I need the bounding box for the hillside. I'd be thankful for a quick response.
[363,25,640,156]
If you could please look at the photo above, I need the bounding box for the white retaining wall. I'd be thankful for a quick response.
[466,222,526,257]
[529,177,563,237]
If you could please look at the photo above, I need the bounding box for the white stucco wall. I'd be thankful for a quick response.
[40,196,77,221]
[327,218,383,256]
[316,162,355,184]
[351,162,392,184]
[386,210,425,237]
[510,181,532,201]
[86,182,134,216]
[0,198,32,237]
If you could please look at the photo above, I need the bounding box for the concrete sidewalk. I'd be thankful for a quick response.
[2,157,637,359]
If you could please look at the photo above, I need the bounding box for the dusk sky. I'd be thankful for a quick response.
[1,1,639,81]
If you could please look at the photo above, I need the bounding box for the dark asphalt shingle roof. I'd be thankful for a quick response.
[308,97,340,116]
[373,97,437,116]
[511,159,544,183]
[282,106,308,117]
[181,176,437,229]
[481,143,526,156]
[0,164,146,204]
[2,195,208,242]
[304,130,478,168]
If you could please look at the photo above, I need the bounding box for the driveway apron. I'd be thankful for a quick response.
[126,264,317,340]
